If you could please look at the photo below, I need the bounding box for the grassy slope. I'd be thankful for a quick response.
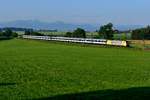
[0,39,150,100]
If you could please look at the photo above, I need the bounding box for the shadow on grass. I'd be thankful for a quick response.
[33,87,150,100]
[0,83,16,86]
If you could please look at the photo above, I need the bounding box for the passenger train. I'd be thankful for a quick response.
[22,35,127,47]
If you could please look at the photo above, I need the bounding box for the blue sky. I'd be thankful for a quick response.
[0,0,149,25]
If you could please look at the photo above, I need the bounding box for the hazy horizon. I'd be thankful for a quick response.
[0,0,150,25]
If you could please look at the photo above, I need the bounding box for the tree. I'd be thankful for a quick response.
[3,29,13,37]
[0,32,3,36]
[98,23,114,39]
[0,29,18,40]
[0,29,2,32]
[132,26,150,40]
[24,30,44,36]
[12,32,18,37]
[72,28,86,38]
[65,32,72,37]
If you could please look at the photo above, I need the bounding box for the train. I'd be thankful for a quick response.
[22,35,128,47]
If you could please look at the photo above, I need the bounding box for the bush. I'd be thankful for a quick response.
[72,28,86,38]
[65,32,72,37]
[12,32,18,37]
[65,28,86,38]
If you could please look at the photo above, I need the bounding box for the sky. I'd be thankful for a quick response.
[0,0,150,25]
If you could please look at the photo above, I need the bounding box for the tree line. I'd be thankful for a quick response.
[24,30,45,36]
[132,26,150,40]
[1,23,150,40]
[0,29,18,40]
[65,23,115,39]
[65,23,150,40]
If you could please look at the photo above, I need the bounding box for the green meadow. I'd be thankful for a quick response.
[0,39,150,100]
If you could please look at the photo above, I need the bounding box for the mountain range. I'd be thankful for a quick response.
[0,20,144,31]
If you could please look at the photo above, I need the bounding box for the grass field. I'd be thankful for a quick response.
[0,39,150,100]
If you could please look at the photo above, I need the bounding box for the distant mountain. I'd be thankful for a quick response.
[0,20,144,31]
[0,20,97,31]
[115,25,144,31]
